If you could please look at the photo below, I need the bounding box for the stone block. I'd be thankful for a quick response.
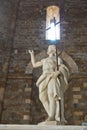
[83,82,87,88]
[72,87,80,91]
[14,49,18,54]
[74,111,83,116]
[73,95,82,99]
[23,115,30,120]
[73,99,79,103]
[25,99,32,104]
[25,87,31,92]
[0,87,4,101]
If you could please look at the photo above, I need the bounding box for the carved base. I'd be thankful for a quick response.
[0,125,87,130]
[38,120,64,125]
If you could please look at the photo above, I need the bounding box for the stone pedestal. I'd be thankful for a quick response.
[45,121,59,125]
[38,121,58,125]
[38,120,66,125]
[0,125,87,130]
[38,121,66,126]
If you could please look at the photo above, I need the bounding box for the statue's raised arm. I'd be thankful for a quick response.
[29,50,42,68]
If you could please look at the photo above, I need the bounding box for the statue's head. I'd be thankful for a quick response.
[47,45,56,55]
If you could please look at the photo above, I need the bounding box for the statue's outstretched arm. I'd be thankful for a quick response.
[29,50,42,68]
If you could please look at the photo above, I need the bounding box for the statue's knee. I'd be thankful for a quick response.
[39,95,46,103]
[48,92,53,99]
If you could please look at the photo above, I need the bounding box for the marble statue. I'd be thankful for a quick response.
[29,45,70,123]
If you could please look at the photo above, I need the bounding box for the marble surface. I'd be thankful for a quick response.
[0,125,87,130]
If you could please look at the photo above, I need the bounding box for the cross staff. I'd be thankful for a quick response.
[46,17,62,122]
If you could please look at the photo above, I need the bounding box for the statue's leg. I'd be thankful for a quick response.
[40,98,50,116]
[55,100,60,121]
[61,93,64,120]
[39,83,50,116]
[47,79,56,120]
[61,92,67,123]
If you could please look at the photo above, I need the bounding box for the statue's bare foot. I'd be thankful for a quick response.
[55,117,60,122]
[62,119,67,124]
[61,118,67,124]
[46,116,55,121]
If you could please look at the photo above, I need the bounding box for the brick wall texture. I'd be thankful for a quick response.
[0,0,87,125]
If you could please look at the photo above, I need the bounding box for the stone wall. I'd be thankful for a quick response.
[63,0,87,125]
[65,74,87,125]
[0,0,87,125]
[0,0,19,121]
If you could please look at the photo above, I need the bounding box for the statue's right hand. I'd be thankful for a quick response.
[28,50,34,55]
